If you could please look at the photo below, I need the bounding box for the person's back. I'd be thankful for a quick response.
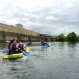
[44,41,49,46]
[8,39,16,54]
[18,43,24,51]
[17,40,26,51]
[44,41,47,45]
[41,41,45,45]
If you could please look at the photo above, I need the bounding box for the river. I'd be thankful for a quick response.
[0,42,79,79]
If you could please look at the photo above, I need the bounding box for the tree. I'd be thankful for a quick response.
[44,37,48,41]
[58,33,65,42]
[67,32,78,42]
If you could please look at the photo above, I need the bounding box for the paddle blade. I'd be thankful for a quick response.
[3,49,9,54]
[22,51,28,56]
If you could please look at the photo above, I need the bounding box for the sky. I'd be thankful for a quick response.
[0,0,79,35]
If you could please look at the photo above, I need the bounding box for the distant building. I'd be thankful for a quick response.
[15,24,23,28]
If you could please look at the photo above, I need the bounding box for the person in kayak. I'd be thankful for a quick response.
[41,40,45,46]
[41,41,49,46]
[17,40,26,51]
[44,41,50,47]
[8,39,17,54]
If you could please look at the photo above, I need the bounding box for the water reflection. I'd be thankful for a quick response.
[58,42,65,48]
[67,42,77,59]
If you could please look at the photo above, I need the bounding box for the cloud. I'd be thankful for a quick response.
[0,0,79,35]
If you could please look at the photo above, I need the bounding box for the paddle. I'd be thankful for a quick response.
[22,51,28,56]
[27,42,32,46]
[3,49,28,56]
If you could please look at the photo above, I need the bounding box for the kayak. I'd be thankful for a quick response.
[3,53,23,59]
[3,50,28,60]
[24,47,30,52]
[41,45,50,48]
[3,47,29,59]
[3,46,30,59]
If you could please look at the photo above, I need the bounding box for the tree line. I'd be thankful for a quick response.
[52,32,79,43]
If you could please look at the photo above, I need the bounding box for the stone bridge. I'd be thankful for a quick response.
[0,23,52,42]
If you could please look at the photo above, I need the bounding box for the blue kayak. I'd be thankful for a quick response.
[41,45,50,48]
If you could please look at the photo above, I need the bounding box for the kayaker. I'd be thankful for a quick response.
[41,40,48,46]
[44,41,50,46]
[8,39,17,54]
[41,41,45,46]
[17,40,26,51]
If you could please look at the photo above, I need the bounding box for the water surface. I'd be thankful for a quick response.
[0,42,79,79]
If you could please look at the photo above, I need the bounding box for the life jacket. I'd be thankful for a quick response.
[18,44,24,50]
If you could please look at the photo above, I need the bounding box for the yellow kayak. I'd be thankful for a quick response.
[3,53,23,59]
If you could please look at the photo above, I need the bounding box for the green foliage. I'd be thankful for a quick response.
[44,37,48,41]
[67,32,78,42]
[51,38,53,42]
[58,33,66,42]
